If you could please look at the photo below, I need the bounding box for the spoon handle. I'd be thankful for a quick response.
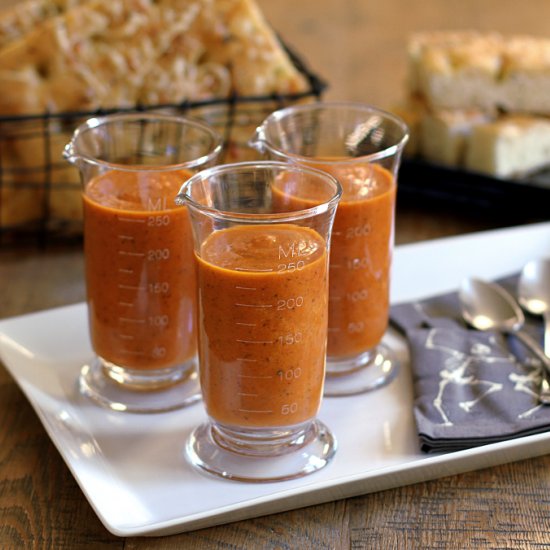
[513,328,550,404]
[541,377,550,405]
[544,312,550,358]
[513,329,550,375]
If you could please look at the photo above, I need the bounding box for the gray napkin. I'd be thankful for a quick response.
[390,275,548,453]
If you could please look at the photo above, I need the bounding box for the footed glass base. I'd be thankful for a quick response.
[324,342,399,397]
[186,419,337,482]
[79,356,201,413]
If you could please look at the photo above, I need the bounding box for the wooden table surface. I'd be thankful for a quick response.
[1,1,550,548]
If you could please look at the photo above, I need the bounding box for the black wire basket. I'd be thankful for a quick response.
[0,45,326,248]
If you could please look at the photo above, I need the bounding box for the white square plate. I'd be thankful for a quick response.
[1,221,549,537]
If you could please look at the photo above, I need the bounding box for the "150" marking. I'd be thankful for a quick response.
[276,332,303,345]
[148,282,170,294]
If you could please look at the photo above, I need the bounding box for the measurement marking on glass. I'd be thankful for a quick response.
[118,301,134,307]
[118,217,146,224]
[118,235,134,241]
[118,334,134,340]
[237,409,273,414]
[238,373,273,379]
[238,392,259,397]
[118,251,145,257]
[119,317,146,324]
[237,358,258,363]
[236,322,257,327]
[332,231,342,236]
[236,339,274,344]
[235,303,273,308]
[236,285,257,290]
[235,267,274,272]
[118,268,134,274]
[118,284,145,290]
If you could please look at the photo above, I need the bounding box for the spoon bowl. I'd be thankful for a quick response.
[519,258,550,315]
[519,258,550,357]
[460,278,524,333]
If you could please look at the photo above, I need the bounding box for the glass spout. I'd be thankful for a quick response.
[247,125,267,154]
[63,142,78,165]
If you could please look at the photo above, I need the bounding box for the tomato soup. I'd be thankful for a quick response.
[273,162,395,359]
[196,224,328,428]
[83,169,196,370]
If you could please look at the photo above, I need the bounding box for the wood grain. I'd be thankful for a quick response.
[1,0,550,547]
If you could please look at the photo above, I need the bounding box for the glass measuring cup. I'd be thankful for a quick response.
[251,102,409,396]
[64,113,223,413]
[176,161,341,482]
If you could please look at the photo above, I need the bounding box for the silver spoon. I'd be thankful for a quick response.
[518,258,550,358]
[459,277,550,404]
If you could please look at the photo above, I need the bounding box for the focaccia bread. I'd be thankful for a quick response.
[197,0,308,96]
[400,31,550,177]
[408,31,550,115]
[0,0,202,228]
[390,95,428,157]
[0,0,203,115]
[0,119,81,227]
[465,115,550,178]
[140,0,309,104]
[0,0,313,229]
[0,0,310,115]
[397,101,550,178]
[419,108,490,167]
[0,0,87,50]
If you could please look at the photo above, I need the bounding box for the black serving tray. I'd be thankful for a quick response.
[398,158,550,220]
